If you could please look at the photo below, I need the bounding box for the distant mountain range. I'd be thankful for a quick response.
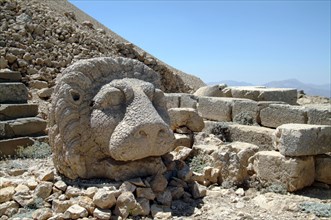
[208,79,330,98]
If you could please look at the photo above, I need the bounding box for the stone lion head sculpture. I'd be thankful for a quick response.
[49,57,175,180]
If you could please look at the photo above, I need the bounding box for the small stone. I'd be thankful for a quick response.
[14,184,29,194]
[0,186,15,203]
[0,201,19,217]
[93,208,111,220]
[38,169,54,182]
[170,146,192,161]
[5,53,17,64]
[37,87,54,99]
[190,181,207,199]
[150,174,168,193]
[119,181,136,192]
[114,191,137,219]
[235,201,245,209]
[27,179,38,190]
[0,56,8,69]
[156,189,172,206]
[235,188,245,197]
[34,182,53,199]
[32,208,53,220]
[83,187,97,198]
[64,204,88,219]
[169,186,184,200]
[54,180,67,192]
[93,188,116,209]
[65,186,82,198]
[52,199,72,213]
[70,196,95,215]
[131,198,150,216]
[136,187,155,200]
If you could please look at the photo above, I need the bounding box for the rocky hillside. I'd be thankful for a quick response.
[0,0,205,97]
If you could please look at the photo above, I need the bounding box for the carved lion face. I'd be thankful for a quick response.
[49,57,175,180]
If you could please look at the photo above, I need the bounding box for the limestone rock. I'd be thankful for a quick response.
[315,154,331,184]
[37,87,54,99]
[174,133,193,148]
[0,186,15,203]
[70,196,95,215]
[168,108,204,132]
[194,84,231,97]
[131,198,150,216]
[197,97,233,121]
[54,180,67,192]
[306,104,331,125]
[114,191,137,219]
[52,199,72,213]
[0,201,19,217]
[190,181,207,199]
[49,57,175,180]
[64,204,88,219]
[170,146,192,161]
[136,187,156,200]
[93,208,111,220]
[251,151,315,192]
[37,169,54,182]
[232,99,259,125]
[93,188,116,209]
[34,181,53,199]
[0,83,28,104]
[32,208,53,220]
[274,124,331,156]
[260,104,307,128]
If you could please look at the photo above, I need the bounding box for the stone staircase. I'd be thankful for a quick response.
[0,69,47,157]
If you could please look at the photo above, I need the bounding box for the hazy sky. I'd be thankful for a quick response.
[69,0,330,85]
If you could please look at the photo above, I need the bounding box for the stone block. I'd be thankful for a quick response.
[315,154,331,184]
[0,69,21,82]
[0,117,47,139]
[228,124,274,151]
[274,124,331,156]
[251,151,314,192]
[305,104,331,125]
[168,108,204,132]
[0,83,28,104]
[260,104,307,128]
[164,93,180,109]
[180,93,198,109]
[232,99,259,125]
[230,86,297,105]
[198,97,246,122]
[0,104,38,120]
[0,137,34,157]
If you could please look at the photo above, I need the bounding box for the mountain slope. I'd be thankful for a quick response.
[1,0,205,94]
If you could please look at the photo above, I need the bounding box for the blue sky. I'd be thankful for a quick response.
[69,0,330,85]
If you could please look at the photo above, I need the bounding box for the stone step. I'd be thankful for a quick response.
[0,135,49,158]
[0,82,28,104]
[0,104,39,121]
[0,117,47,140]
[0,137,34,157]
[0,69,22,82]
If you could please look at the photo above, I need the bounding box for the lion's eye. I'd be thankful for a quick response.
[93,87,125,109]
[70,90,80,102]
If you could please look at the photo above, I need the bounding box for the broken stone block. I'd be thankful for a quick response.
[168,108,204,132]
[260,104,307,128]
[228,124,274,151]
[306,104,331,125]
[274,124,331,156]
[230,86,297,105]
[251,151,314,192]
[315,154,331,185]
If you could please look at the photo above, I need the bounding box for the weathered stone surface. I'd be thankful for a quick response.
[315,154,331,184]
[180,93,198,109]
[0,186,15,203]
[227,124,274,151]
[0,117,47,139]
[190,181,207,199]
[70,196,95,215]
[232,99,259,125]
[93,208,111,220]
[170,146,192,161]
[305,104,331,125]
[93,188,116,209]
[150,174,168,193]
[194,84,231,97]
[64,204,88,219]
[54,180,67,192]
[197,97,233,121]
[168,108,204,132]
[34,181,53,199]
[260,104,307,128]
[52,199,72,213]
[32,208,53,220]
[164,93,180,109]
[230,86,297,105]
[0,137,34,157]
[0,83,28,104]
[0,69,21,82]
[0,104,38,120]
[156,189,172,206]
[274,124,331,156]
[0,201,19,217]
[37,87,54,99]
[29,80,48,89]
[251,151,314,192]
[132,197,150,216]
[136,187,155,200]
[49,57,175,180]
[114,191,137,219]
[174,133,193,148]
